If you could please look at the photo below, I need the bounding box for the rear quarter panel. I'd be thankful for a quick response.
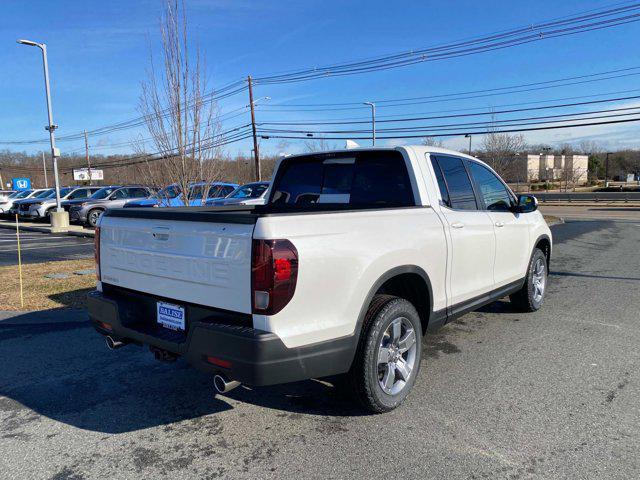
[253,207,447,348]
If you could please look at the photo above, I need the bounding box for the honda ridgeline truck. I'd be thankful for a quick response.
[88,146,551,412]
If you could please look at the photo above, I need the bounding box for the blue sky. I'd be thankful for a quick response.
[2,0,640,158]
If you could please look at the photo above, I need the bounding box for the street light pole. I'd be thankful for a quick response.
[17,39,66,225]
[605,152,611,186]
[364,102,376,146]
[465,134,472,155]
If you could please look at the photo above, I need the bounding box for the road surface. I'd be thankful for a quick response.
[0,229,94,267]
[0,219,638,479]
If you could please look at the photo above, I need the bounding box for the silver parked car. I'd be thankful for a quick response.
[66,185,153,227]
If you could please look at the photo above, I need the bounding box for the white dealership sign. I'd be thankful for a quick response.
[73,168,104,181]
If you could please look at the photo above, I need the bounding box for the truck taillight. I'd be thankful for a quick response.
[94,226,101,281]
[251,239,298,315]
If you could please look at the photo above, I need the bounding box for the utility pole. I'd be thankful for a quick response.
[248,76,261,181]
[364,102,376,146]
[465,134,472,155]
[84,130,92,185]
[42,152,48,187]
[605,152,611,186]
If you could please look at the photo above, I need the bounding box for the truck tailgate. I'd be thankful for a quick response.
[99,214,255,313]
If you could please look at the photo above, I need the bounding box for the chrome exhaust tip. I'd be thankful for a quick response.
[105,335,125,350]
[213,374,241,394]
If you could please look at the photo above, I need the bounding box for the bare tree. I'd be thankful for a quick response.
[136,0,221,205]
[421,136,443,147]
[303,135,337,152]
[481,125,526,178]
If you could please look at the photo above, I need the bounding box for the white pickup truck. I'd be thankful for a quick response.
[89,146,551,412]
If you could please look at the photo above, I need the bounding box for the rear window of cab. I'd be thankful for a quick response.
[270,151,414,208]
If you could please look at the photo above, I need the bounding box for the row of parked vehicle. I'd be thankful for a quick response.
[0,181,270,227]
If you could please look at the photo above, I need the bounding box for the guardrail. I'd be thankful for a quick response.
[534,192,640,203]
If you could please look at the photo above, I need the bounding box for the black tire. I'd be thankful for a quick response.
[510,248,548,312]
[347,295,422,413]
[87,209,103,228]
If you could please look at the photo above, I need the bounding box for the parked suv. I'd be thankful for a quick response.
[8,189,52,217]
[1,190,34,216]
[19,186,100,221]
[89,146,551,413]
[67,186,152,227]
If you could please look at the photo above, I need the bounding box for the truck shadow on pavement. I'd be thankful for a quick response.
[0,309,369,435]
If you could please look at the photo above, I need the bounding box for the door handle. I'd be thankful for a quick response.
[495,221,505,228]
[451,222,465,229]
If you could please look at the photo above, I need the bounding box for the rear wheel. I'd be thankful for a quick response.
[87,209,103,228]
[510,248,548,312]
[347,295,422,413]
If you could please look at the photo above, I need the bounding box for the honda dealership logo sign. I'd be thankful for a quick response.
[12,178,32,190]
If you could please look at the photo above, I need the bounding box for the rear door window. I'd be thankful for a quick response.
[433,156,477,210]
[271,151,413,208]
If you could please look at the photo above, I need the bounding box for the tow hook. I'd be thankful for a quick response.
[149,346,178,362]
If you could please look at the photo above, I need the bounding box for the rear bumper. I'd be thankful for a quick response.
[87,290,355,386]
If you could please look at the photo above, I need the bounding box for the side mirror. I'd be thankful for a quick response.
[515,194,538,213]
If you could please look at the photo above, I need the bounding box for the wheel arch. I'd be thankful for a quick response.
[533,234,552,270]
[356,265,434,338]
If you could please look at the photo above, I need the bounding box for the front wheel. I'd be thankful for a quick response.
[510,248,548,312]
[347,295,422,413]
[87,209,103,228]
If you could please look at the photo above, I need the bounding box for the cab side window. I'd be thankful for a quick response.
[431,156,477,210]
[467,161,514,211]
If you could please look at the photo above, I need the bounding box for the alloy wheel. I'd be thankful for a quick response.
[377,317,417,395]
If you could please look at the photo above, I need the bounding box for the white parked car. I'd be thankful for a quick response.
[89,146,551,412]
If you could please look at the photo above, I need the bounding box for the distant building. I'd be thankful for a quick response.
[503,154,589,185]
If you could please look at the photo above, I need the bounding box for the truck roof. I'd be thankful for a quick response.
[280,145,483,164]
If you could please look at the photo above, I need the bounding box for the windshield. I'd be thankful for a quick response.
[14,190,32,199]
[91,187,118,199]
[59,188,75,198]
[154,185,181,199]
[230,183,269,199]
[35,189,54,198]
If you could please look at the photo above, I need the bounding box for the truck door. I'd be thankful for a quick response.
[466,160,531,287]
[430,155,496,307]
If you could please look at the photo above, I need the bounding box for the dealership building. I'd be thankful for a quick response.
[502,154,589,184]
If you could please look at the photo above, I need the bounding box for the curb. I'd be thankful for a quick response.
[0,221,95,238]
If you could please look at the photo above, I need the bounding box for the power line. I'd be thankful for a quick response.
[254,4,640,84]
[259,116,640,140]
[259,67,640,111]
[258,105,640,135]
[257,93,640,127]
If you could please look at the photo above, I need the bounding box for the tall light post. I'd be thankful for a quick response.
[465,134,472,155]
[17,39,68,229]
[363,102,376,146]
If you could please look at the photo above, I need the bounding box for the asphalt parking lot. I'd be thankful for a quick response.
[0,219,639,479]
[0,229,94,266]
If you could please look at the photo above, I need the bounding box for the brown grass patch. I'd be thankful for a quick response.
[0,259,96,311]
